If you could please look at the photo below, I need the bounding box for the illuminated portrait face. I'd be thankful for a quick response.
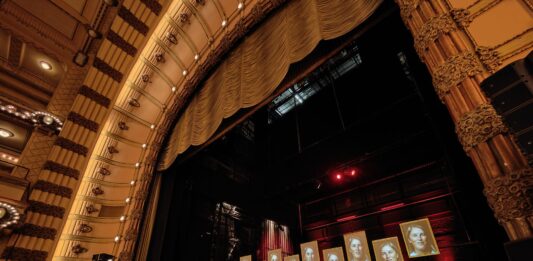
[350,238,363,258]
[304,247,314,261]
[408,226,427,251]
[380,243,399,261]
[328,254,339,261]
[372,237,403,261]
[400,218,440,257]
[344,231,369,261]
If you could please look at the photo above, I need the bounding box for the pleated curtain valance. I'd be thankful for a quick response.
[158,0,383,170]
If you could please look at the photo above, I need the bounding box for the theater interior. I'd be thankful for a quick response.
[0,0,531,261]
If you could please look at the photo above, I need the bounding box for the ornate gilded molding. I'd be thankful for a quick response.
[140,0,163,15]
[54,137,89,156]
[484,168,533,223]
[98,167,111,176]
[67,112,99,132]
[1,247,47,261]
[17,223,57,240]
[93,57,123,82]
[107,30,137,56]
[0,1,74,54]
[476,46,502,73]
[396,0,419,20]
[432,51,483,99]
[118,6,149,35]
[119,251,133,261]
[33,180,73,198]
[43,161,80,180]
[78,223,93,233]
[79,85,111,108]
[85,204,99,214]
[456,104,508,151]
[124,227,137,241]
[91,186,104,196]
[71,244,88,255]
[8,37,22,66]
[450,9,473,28]
[414,13,457,56]
[27,200,65,218]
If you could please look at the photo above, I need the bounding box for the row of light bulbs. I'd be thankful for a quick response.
[110,0,247,246]
[1,152,19,163]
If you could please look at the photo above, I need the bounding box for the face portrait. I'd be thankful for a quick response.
[268,249,282,261]
[240,255,252,261]
[300,241,319,261]
[322,247,344,261]
[343,231,370,261]
[372,237,404,261]
[284,254,300,261]
[400,218,440,258]
[380,243,399,261]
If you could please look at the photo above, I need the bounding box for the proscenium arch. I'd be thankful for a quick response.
[52,0,303,259]
[48,0,533,259]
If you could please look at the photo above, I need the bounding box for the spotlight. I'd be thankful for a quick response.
[349,168,357,176]
[335,173,342,180]
[40,61,52,70]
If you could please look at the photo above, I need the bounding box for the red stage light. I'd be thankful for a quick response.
[350,169,357,176]
[336,174,342,180]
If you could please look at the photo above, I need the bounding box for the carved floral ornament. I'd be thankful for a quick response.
[432,51,483,100]
[71,244,88,255]
[484,168,533,223]
[456,104,508,151]
[78,223,93,233]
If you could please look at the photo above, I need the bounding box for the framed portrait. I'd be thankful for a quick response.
[300,240,319,261]
[268,249,283,261]
[284,254,300,261]
[343,230,371,261]
[322,246,345,261]
[372,237,404,261]
[400,218,440,258]
[240,255,252,261]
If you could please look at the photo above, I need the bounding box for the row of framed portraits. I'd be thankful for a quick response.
[241,218,439,261]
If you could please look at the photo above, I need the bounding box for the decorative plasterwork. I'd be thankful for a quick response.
[93,58,123,82]
[118,6,149,35]
[140,0,163,15]
[33,180,73,198]
[484,168,533,223]
[456,104,508,151]
[476,46,503,73]
[67,112,99,132]
[107,30,138,56]
[27,200,65,218]
[43,161,80,180]
[0,1,75,54]
[1,247,47,261]
[54,137,89,156]
[414,13,457,56]
[79,85,111,108]
[432,51,483,100]
[397,0,419,19]
[17,223,57,239]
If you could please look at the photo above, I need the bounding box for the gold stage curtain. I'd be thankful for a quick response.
[158,0,383,170]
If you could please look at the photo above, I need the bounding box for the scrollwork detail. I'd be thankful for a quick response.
[483,168,533,223]
[456,104,508,151]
